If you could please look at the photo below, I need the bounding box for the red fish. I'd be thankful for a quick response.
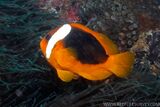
[40,23,135,82]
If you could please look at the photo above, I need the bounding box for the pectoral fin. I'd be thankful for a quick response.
[55,47,78,68]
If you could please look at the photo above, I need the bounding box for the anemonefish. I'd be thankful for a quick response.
[40,23,135,82]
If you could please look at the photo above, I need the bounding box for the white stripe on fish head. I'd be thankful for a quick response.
[46,24,72,59]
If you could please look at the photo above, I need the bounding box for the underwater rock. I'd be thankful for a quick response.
[131,30,160,76]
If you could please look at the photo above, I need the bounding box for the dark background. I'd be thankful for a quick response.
[0,0,160,107]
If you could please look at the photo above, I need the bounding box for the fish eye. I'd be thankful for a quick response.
[45,34,51,41]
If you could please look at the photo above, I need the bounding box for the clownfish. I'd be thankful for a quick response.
[40,23,135,82]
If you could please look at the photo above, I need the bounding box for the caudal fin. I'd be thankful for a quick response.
[105,52,135,78]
